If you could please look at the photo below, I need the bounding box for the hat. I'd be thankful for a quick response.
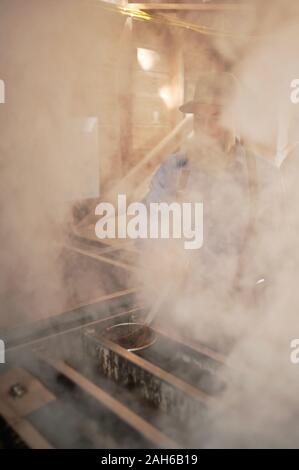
[179,70,239,114]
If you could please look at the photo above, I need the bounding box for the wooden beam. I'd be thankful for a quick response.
[0,403,53,449]
[46,358,178,448]
[118,17,134,176]
[0,368,54,449]
[64,242,141,273]
[6,305,142,353]
[107,115,192,200]
[127,3,252,12]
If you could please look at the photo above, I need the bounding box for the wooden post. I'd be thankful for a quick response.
[117,17,134,176]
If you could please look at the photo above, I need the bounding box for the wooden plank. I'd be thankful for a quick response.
[0,368,55,417]
[0,401,53,449]
[73,226,140,253]
[71,287,140,309]
[46,358,178,449]
[0,368,54,449]
[127,3,252,12]
[6,305,142,353]
[108,115,192,198]
[118,17,134,176]
[64,242,141,273]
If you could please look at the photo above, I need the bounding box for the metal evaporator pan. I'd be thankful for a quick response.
[103,322,157,352]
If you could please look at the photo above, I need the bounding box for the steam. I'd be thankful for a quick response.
[0,0,124,327]
[1,0,299,448]
[136,0,299,447]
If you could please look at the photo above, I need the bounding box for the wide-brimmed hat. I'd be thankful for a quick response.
[179,70,239,114]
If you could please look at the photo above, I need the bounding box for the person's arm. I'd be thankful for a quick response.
[142,153,185,206]
[135,154,184,252]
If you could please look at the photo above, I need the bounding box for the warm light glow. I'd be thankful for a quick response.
[159,85,178,109]
[137,48,159,71]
